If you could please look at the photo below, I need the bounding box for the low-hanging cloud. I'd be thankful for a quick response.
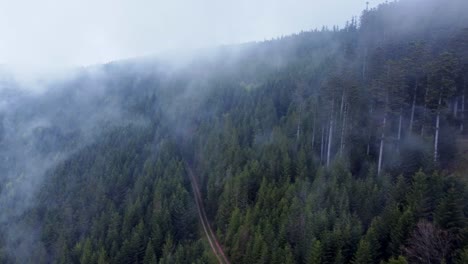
[0,0,386,70]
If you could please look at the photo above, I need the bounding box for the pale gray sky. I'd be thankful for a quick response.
[0,0,385,69]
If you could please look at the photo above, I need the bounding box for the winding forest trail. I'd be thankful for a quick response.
[186,164,230,264]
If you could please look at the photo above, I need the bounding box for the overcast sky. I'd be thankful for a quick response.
[0,0,385,69]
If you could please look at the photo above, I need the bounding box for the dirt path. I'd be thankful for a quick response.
[186,164,230,264]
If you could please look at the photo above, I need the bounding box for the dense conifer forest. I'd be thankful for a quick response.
[1,0,468,263]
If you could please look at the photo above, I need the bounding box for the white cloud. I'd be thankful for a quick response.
[0,0,385,68]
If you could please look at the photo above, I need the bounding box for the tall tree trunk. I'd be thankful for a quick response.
[340,89,345,119]
[397,107,403,152]
[325,124,329,164]
[320,126,325,164]
[377,114,387,176]
[367,104,373,156]
[312,115,316,150]
[461,80,466,133]
[454,98,458,118]
[296,104,302,142]
[378,83,389,176]
[409,82,418,133]
[296,123,300,142]
[421,86,429,137]
[327,99,335,168]
[340,103,348,157]
[461,90,465,133]
[362,48,368,81]
[434,94,442,163]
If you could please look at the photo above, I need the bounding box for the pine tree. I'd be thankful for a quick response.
[283,244,295,264]
[308,239,322,264]
[97,248,109,264]
[80,239,93,264]
[389,209,414,257]
[435,183,465,244]
[352,239,372,264]
[365,221,381,262]
[405,42,429,134]
[143,241,157,264]
[407,170,431,219]
[162,233,174,260]
[456,247,468,264]
[426,52,460,163]
[334,249,345,264]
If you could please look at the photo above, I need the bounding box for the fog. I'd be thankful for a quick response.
[0,0,466,261]
[0,64,156,261]
[0,0,386,70]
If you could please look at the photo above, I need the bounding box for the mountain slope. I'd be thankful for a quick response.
[1,0,468,263]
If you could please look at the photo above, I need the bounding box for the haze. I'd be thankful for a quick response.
[0,0,385,70]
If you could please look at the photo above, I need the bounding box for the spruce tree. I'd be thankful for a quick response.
[143,241,157,264]
[352,239,372,264]
[308,239,322,264]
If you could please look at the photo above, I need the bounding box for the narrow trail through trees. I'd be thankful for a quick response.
[186,164,230,264]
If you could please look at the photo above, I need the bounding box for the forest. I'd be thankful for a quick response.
[1,0,468,263]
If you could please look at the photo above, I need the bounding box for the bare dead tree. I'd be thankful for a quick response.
[404,220,452,264]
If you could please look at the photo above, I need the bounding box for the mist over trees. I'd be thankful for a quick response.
[1,0,468,263]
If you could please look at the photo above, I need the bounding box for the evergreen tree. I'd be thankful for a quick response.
[97,248,109,264]
[435,182,466,247]
[308,239,322,264]
[426,52,460,163]
[143,241,157,264]
[352,239,372,264]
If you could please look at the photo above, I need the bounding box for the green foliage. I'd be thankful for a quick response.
[352,239,372,264]
[456,247,468,264]
[308,239,322,264]
[386,256,408,264]
[1,1,467,263]
[143,241,157,264]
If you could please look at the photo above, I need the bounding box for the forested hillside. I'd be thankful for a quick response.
[1,0,468,263]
